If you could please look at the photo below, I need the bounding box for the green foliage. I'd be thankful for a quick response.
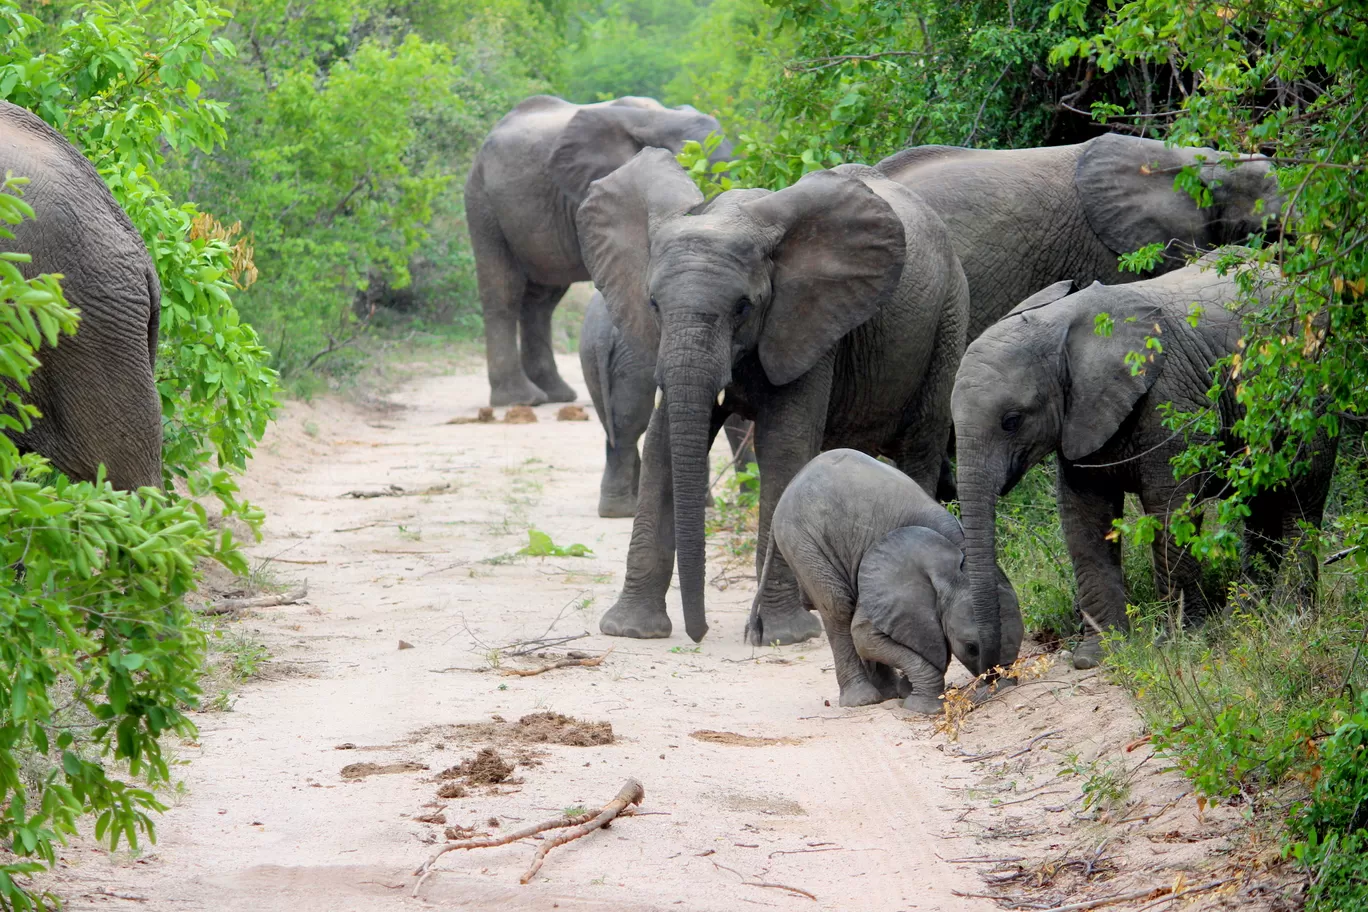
[517,528,593,557]
[989,463,1075,643]
[675,133,741,198]
[0,177,230,911]
[0,0,279,527]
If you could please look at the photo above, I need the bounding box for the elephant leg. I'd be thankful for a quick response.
[745,362,833,647]
[519,283,576,402]
[1058,465,1127,670]
[851,613,947,715]
[598,437,641,518]
[469,199,544,407]
[806,587,882,707]
[600,404,725,638]
[1141,487,1211,628]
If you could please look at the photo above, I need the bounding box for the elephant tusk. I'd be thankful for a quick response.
[716,390,725,407]
[655,388,663,409]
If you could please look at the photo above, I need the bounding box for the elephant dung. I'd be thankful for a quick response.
[503,406,538,424]
[556,405,589,421]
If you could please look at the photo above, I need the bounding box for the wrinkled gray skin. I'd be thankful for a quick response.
[580,290,755,518]
[579,149,969,645]
[760,449,1022,712]
[466,94,732,407]
[879,132,1286,657]
[0,102,162,490]
[952,255,1337,672]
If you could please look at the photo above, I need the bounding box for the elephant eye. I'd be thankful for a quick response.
[734,296,752,319]
[1001,413,1022,434]
[966,643,980,657]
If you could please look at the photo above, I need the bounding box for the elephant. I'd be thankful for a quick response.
[579,289,755,518]
[951,252,1337,672]
[757,449,1022,712]
[578,148,969,646]
[0,102,162,491]
[877,133,1285,342]
[466,94,731,407]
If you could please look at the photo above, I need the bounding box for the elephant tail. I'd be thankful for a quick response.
[145,262,162,371]
[746,535,777,642]
[597,331,617,450]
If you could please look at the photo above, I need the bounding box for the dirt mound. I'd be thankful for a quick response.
[441,747,513,784]
[447,407,495,424]
[340,760,427,780]
[436,782,467,799]
[689,730,802,747]
[556,405,589,421]
[517,712,614,746]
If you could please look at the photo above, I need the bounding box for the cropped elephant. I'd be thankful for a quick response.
[579,290,755,518]
[952,253,1337,671]
[759,449,1022,712]
[877,133,1284,341]
[578,149,969,645]
[466,95,731,407]
[0,102,162,491]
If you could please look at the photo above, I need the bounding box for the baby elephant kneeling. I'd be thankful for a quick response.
[755,449,1022,713]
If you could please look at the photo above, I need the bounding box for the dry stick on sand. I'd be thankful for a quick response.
[412,778,645,896]
[203,583,308,615]
[501,646,614,677]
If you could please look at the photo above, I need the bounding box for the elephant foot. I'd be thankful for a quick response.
[745,606,824,647]
[838,678,888,708]
[527,372,577,403]
[902,693,945,715]
[1073,635,1104,670]
[597,492,638,519]
[491,377,548,407]
[600,597,671,639]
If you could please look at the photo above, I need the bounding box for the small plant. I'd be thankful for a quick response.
[1060,756,1132,815]
[497,683,508,691]
[398,524,422,541]
[669,645,701,655]
[485,649,503,670]
[303,420,320,438]
[204,690,236,713]
[225,634,270,681]
[562,805,587,817]
[517,529,593,558]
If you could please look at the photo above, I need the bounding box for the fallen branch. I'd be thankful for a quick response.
[501,647,614,677]
[1034,877,1237,912]
[203,583,308,616]
[745,882,817,901]
[412,779,644,895]
[521,779,645,883]
[505,633,590,657]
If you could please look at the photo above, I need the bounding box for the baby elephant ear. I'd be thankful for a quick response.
[856,526,964,670]
[577,148,704,354]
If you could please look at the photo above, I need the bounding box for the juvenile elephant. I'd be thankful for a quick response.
[759,449,1022,712]
[952,254,1337,671]
[0,102,162,490]
[877,134,1284,340]
[579,290,754,518]
[579,149,969,645]
[466,95,731,407]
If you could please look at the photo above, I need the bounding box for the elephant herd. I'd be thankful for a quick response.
[468,93,1337,707]
[0,92,1335,713]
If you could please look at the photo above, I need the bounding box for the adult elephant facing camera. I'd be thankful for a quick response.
[466,94,730,407]
[579,149,969,645]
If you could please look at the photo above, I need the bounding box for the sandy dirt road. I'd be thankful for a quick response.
[52,354,1011,912]
[49,353,1258,912]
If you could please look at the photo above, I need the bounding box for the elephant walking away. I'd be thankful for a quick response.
[760,449,1022,711]
[0,102,162,491]
[578,149,969,646]
[951,254,1337,672]
[466,95,731,407]
[580,290,755,518]
[877,133,1285,341]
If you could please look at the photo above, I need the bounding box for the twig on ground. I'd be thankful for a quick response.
[203,583,308,615]
[768,847,843,858]
[1008,730,1063,759]
[745,882,817,901]
[519,779,645,883]
[412,779,645,895]
[940,855,1027,864]
[501,646,614,677]
[505,633,590,657]
[1035,878,1237,912]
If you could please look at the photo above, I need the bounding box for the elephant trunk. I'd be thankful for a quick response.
[662,325,727,643]
[957,455,1003,674]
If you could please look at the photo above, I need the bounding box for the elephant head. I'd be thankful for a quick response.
[1077,134,1283,268]
[951,278,1168,668]
[550,100,732,207]
[578,149,906,641]
[856,525,1023,678]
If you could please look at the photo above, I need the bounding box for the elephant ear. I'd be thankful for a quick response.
[576,148,704,353]
[1003,279,1076,321]
[856,526,963,672]
[741,170,905,387]
[1076,134,1221,263]
[550,104,719,205]
[1061,289,1168,461]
